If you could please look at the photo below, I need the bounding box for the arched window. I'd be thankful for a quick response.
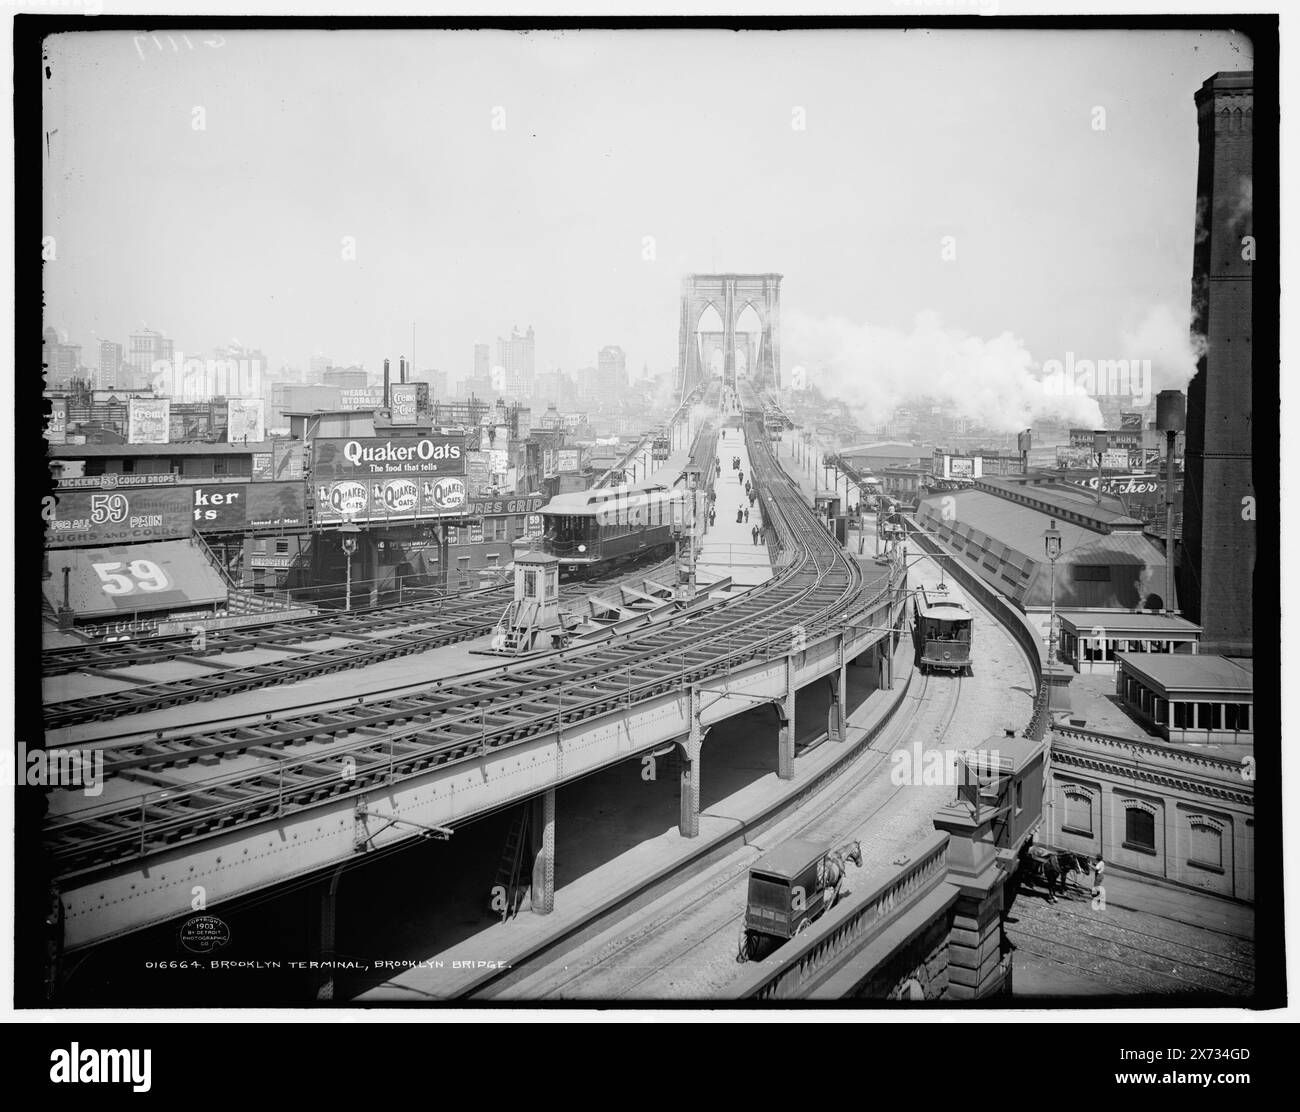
[1124,805,1157,852]
[1188,816,1225,873]
[1063,787,1094,837]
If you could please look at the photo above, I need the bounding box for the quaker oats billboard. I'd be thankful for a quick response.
[311,436,465,480]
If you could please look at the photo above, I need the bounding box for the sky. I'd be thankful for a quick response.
[42,26,1252,417]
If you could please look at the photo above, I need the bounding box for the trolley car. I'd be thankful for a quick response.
[912,580,974,675]
[537,481,678,578]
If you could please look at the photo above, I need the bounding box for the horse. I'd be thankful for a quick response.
[1018,847,1095,901]
[817,840,864,904]
[1053,851,1096,895]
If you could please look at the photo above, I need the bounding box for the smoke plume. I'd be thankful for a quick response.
[784,309,1103,433]
[1121,303,1206,391]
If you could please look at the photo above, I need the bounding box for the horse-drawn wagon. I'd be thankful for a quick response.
[1015,839,1095,903]
[737,837,862,962]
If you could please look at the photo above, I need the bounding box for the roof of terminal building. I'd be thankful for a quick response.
[1116,653,1254,695]
[1058,611,1201,636]
[916,490,1171,610]
[920,490,1121,560]
[974,476,1143,527]
[839,442,934,459]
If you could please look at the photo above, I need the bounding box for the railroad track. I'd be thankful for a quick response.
[483,670,965,1000]
[45,405,875,885]
[41,557,682,731]
[43,425,723,731]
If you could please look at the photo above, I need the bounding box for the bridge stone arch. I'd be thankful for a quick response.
[678,273,782,399]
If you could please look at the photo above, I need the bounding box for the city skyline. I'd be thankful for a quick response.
[43,29,1248,410]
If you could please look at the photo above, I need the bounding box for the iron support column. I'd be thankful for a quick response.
[530,789,556,915]
[679,688,703,838]
[778,656,796,780]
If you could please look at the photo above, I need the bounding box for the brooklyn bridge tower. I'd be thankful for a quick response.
[677,273,781,400]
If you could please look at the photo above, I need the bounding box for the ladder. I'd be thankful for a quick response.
[493,807,531,922]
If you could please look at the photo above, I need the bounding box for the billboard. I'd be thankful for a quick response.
[465,454,490,497]
[468,495,546,517]
[310,436,465,480]
[1120,411,1144,431]
[557,448,581,473]
[57,473,178,490]
[47,486,193,548]
[337,387,386,411]
[948,455,975,480]
[128,397,171,444]
[272,439,306,480]
[252,451,274,480]
[390,383,419,425]
[314,474,467,524]
[1055,446,1094,469]
[47,398,67,445]
[1101,448,1130,470]
[227,398,266,444]
[192,482,307,532]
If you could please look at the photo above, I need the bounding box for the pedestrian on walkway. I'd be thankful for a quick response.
[736,506,743,524]
[751,525,759,545]
[744,507,750,524]
[708,508,716,527]
[738,469,744,486]
[1090,856,1105,897]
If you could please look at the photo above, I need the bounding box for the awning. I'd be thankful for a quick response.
[43,540,230,619]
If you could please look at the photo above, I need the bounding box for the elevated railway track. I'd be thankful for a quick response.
[47,394,893,950]
[43,422,723,731]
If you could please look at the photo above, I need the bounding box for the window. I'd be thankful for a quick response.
[1015,780,1024,815]
[1124,806,1157,853]
[1063,789,1093,836]
[274,539,290,555]
[1172,702,1190,729]
[1188,818,1224,873]
[523,569,537,596]
[489,518,508,543]
[122,458,136,473]
[1198,702,1220,730]
[513,515,527,538]
[1225,703,1251,731]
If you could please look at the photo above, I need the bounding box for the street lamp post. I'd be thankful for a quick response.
[1043,518,1062,722]
[340,519,360,612]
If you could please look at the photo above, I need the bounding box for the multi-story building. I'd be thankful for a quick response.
[97,340,124,388]
[1182,71,1255,655]
[594,345,626,410]
[42,327,82,390]
[128,329,173,390]
[473,343,491,382]
[497,325,535,399]
[322,365,368,390]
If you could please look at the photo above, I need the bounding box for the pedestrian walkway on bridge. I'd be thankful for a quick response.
[695,435,772,588]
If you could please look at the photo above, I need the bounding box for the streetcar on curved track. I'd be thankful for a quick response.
[912,579,974,675]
